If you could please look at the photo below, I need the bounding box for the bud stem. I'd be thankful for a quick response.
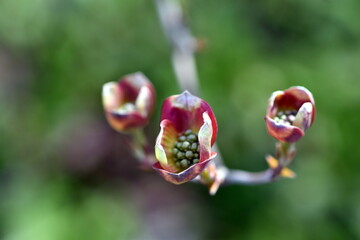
[276,142,296,166]
[128,128,156,170]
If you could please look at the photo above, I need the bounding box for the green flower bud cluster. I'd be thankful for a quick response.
[274,110,297,125]
[173,129,200,169]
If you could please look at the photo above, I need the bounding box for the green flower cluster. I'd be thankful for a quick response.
[173,129,200,169]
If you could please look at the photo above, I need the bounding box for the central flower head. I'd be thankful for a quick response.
[154,91,218,184]
[172,129,200,169]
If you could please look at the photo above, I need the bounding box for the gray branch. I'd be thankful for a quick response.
[154,0,288,188]
[155,0,199,94]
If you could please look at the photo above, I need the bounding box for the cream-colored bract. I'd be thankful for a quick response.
[102,82,121,111]
[155,120,169,165]
[293,102,314,131]
[135,86,152,116]
[198,112,213,161]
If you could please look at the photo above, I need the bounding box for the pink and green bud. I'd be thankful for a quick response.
[102,72,155,132]
[265,86,316,143]
[154,91,218,184]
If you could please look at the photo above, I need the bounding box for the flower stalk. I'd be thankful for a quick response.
[102,72,156,169]
[128,128,156,170]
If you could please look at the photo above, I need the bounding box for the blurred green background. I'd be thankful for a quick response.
[1,0,360,239]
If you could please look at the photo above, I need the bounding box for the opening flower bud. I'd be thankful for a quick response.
[154,91,218,184]
[265,86,316,143]
[102,72,155,132]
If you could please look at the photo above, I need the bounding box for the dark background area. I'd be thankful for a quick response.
[1,0,360,239]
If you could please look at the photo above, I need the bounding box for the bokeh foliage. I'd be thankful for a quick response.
[1,0,360,239]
